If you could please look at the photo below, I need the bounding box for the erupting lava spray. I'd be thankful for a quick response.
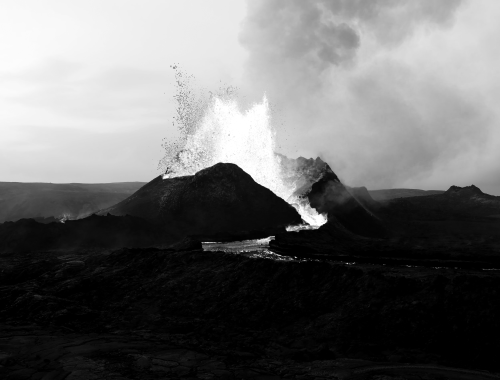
[159,68,327,227]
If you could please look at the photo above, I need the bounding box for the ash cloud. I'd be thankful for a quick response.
[239,0,497,191]
[240,0,463,92]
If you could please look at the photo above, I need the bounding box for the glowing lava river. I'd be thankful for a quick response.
[202,237,295,261]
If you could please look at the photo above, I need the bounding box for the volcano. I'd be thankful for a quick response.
[280,156,388,238]
[103,157,388,240]
[101,162,302,240]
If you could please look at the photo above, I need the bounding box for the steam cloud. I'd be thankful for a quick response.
[239,0,494,190]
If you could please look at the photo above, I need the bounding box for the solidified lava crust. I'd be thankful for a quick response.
[1,246,500,379]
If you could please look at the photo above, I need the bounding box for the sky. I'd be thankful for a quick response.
[1,0,500,195]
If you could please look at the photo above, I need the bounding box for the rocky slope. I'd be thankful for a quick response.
[305,170,387,238]
[278,155,388,238]
[348,186,381,213]
[379,184,500,223]
[102,163,302,240]
[277,154,330,197]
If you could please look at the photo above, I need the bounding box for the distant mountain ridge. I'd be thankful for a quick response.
[379,184,500,222]
[369,188,445,201]
[0,182,146,223]
[444,184,499,200]
[446,184,484,195]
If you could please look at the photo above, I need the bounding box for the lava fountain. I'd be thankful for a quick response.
[160,79,327,227]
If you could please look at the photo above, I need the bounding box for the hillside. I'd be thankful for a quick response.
[369,188,444,201]
[380,185,500,221]
[101,163,301,239]
[371,185,500,245]
[0,182,146,222]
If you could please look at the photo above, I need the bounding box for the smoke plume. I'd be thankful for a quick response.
[239,0,496,190]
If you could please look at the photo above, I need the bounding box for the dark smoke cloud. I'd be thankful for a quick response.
[239,0,498,191]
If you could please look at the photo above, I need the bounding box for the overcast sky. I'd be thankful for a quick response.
[1,0,500,195]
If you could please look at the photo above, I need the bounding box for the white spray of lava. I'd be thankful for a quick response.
[162,95,327,227]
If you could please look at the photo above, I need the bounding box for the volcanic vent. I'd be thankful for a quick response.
[158,73,327,227]
[102,163,301,239]
[103,70,388,240]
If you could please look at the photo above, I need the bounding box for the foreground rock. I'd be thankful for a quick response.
[102,163,302,239]
[1,247,500,374]
[1,324,497,380]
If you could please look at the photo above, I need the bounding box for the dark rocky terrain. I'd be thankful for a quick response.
[0,163,303,252]
[2,166,500,379]
[101,163,302,240]
[376,185,500,237]
[0,182,146,222]
[278,156,387,238]
[1,246,500,379]
[347,186,381,213]
[305,168,387,238]
[272,184,500,268]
